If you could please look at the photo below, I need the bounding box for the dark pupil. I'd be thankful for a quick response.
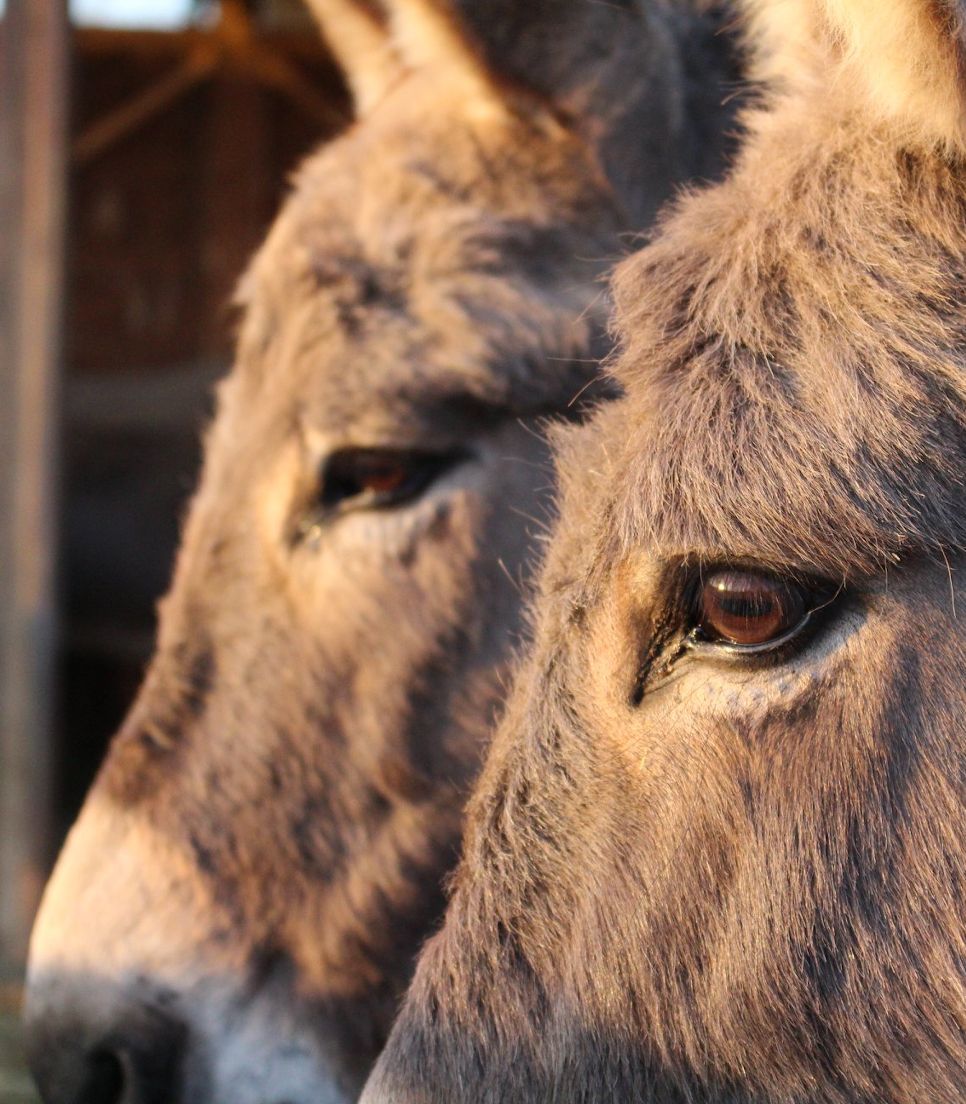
[699,571,803,646]
[353,462,408,495]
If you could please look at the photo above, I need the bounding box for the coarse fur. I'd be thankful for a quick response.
[23,3,740,1103]
[362,2,966,1101]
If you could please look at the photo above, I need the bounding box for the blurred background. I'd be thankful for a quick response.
[1,1,348,1087]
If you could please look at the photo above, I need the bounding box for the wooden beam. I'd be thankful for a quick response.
[75,25,337,65]
[73,47,217,166]
[0,0,69,970]
[71,11,345,168]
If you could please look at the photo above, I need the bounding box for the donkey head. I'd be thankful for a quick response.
[363,2,966,1100]
[24,3,733,1103]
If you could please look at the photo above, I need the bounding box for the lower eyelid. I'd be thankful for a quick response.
[691,610,815,655]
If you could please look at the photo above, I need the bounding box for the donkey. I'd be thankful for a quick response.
[361,2,966,1101]
[24,2,738,1103]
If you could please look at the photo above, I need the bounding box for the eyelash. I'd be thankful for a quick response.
[629,565,844,704]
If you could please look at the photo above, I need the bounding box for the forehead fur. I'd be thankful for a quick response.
[232,77,615,426]
[579,106,966,582]
[743,0,966,151]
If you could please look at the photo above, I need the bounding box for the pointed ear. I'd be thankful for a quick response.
[387,1,677,120]
[304,0,402,115]
[382,0,507,107]
[381,0,724,226]
[819,0,966,147]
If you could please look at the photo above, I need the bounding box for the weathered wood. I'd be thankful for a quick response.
[76,26,333,65]
[72,2,344,167]
[73,47,217,167]
[0,0,69,970]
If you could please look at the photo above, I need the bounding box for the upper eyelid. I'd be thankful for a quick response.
[639,567,844,681]
[296,396,511,454]
[676,561,842,601]
[296,394,583,461]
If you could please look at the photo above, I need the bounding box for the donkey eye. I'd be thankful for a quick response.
[320,447,466,514]
[693,569,809,649]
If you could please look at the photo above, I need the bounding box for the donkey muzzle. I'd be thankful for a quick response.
[23,975,186,1104]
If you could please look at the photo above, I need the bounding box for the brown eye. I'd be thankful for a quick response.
[319,447,466,514]
[696,570,807,648]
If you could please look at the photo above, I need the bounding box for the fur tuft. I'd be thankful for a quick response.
[744,0,966,149]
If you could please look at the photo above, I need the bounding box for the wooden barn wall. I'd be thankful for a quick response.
[70,37,346,374]
[57,31,346,866]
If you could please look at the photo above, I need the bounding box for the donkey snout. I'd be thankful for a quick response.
[23,977,186,1104]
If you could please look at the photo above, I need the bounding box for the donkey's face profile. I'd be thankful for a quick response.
[363,3,966,1101]
[24,2,735,1102]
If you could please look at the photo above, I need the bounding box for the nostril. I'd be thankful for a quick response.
[76,1050,126,1104]
[24,997,186,1104]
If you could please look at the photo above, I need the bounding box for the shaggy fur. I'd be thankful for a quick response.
[362,2,966,1101]
[745,0,966,150]
[24,3,739,1104]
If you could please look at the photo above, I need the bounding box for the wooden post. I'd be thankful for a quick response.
[0,0,69,972]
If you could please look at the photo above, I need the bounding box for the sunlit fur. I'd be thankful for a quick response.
[744,0,966,149]
[24,3,738,1103]
[306,0,395,112]
[363,2,966,1100]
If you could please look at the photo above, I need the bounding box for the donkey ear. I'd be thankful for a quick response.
[382,0,504,106]
[385,0,673,118]
[382,0,708,225]
[304,0,401,114]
